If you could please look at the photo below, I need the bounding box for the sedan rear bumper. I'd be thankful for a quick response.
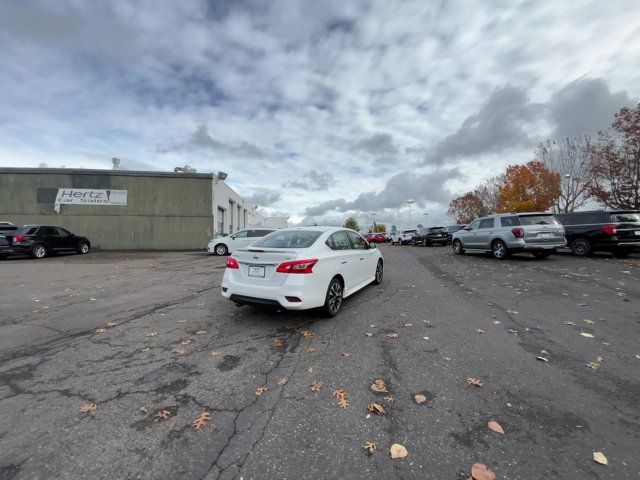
[221,275,326,310]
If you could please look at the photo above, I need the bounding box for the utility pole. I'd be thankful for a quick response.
[422,211,429,227]
[406,199,415,224]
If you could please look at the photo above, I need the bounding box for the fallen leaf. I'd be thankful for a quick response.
[306,347,315,353]
[390,443,408,459]
[301,330,314,339]
[471,463,496,480]
[507,328,519,336]
[386,333,399,338]
[404,323,414,328]
[104,322,117,328]
[564,321,576,325]
[338,397,350,409]
[596,356,604,363]
[586,362,600,369]
[139,406,148,415]
[80,402,97,413]
[332,389,348,400]
[362,442,377,454]
[635,353,640,360]
[273,338,283,347]
[309,381,322,392]
[177,319,187,323]
[255,386,269,396]
[342,352,350,357]
[583,319,595,325]
[414,394,427,404]
[488,421,504,434]
[442,356,452,362]
[506,309,518,315]
[277,378,287,385]
[593,451,608,465]
[370,379,388,393]
[580,332,594,338]
[90,298,97,302]
[210,351,221,356]
[476,329,485,334]
[180,339,192,346]
[492,320,501,325]
[146,332,158,337]
[384,395,394,403]
[195,330,207,335]
[467,377,484,388]
[365,332,374,337]
[537,356,549,362]
[367,403,386,415]
[154,410,171,422]
[95,328,106,333]
[175,349,186,355]
[193,412,212,431]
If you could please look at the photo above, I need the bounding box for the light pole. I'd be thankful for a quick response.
[406,199,415,223]
[422,211,429,227]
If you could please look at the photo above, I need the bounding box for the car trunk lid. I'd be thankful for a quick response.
[230,248,303,286]
[518,214,565,244]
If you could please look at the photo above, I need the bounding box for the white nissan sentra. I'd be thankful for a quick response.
[221,227,384,317]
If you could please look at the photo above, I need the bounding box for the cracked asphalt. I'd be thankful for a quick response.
[1,246,639,479]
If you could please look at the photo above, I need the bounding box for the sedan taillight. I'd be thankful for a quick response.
[226,257,239,269]
[14,235,25,243]
[276,258,318,274]
[511,228,524,239]
[602,224,617,235]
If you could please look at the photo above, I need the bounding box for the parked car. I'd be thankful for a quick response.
[556,210,640,257]
[362,233,374,243]
[372,232,386,243]
[221,227,383,317]
[208,228,277,255]
[412,226,448,246]
[444,225,466,243]
[10,225,91,259]
[389,229,417,245]
[452,213,566,259]
[0,231,12,259]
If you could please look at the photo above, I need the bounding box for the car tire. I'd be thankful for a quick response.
[532,251,552,259]
[491,240,509,259]
[322,277,343,317]
[373,260,383,285]
[613,249,632,258]
[30,243,47,259]
[77,241,90,254]
[452,239,464,255]
[214,244,229,255]
[0,253,8,260]
[570,238,592,257]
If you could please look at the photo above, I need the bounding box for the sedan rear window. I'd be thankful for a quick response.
[611,213,640,223]
[518,215,559,226]
[253,230,322,249]
[428,227,445,233]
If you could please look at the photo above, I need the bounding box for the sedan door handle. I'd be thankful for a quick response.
[359,257,364,260]
[341,260,348,264]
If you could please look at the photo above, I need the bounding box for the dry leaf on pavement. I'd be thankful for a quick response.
[154,410,171,422]
[368,403,386,415]
[255,386,269,396]
[476,329,485,334]
[146,332,158,337]
[104,322,117,328]
[301,330,314,339]
[537,356,549,362]
[95,328,106,333]
[338,397,350,409]
[580,332,594,338]
[307,347,315,353]
[309,381,322,392]
[193,412,212,431]
[175,349,186,355]
[507,328,519,336]
[195,330,207,335]
[564,321,576,325]
[362,442,377,454]
[414,394,427,404]
[365,332,374,337]
[80,402,97,413]
[467,377,484,388]
[371,379,388,392]
[278,378,287,385]
[342,352,350,357]
[210,351,220,356]
[586,362,600,369]
[139,406,148,415]
[384,396,394,403]
[180,339,192,346]
[390,443,408,459]
[505,310,518,315]
[386,333,399,338]
[488,421,504,434]
[404,323,414,327]
[273,338,283,347]
[333,389,348,399]
[583,319,595,325]
[593,451,608,465]
[471,463,496,480]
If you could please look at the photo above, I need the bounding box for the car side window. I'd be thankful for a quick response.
[55,228,71,236]
[233,230,248,238]
[327,231,352,250]
[347,231,368,250]
[256,230,274,236]
[479,218,494,229]
[466,220,480,230]
[43,227,56,235]
[500,216,519,227]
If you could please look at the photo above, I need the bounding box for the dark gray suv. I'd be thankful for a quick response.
[452,213,566,259]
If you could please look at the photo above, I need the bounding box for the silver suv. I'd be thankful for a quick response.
[451,213,566,259]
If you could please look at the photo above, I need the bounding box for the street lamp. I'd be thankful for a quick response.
[422,211,429,227]
[406,199,415,223]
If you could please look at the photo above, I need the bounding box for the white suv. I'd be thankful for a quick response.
[390,229,417,245]
[208,228,277,255]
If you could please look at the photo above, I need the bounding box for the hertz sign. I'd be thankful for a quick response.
[54,189,128,206]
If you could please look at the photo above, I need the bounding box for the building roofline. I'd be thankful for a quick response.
[0,167,214,179]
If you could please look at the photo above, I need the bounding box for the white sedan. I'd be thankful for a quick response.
[208,228,277,255]
[221,226,384,316]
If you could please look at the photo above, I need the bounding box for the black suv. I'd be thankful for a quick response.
[444,225,466,244]
[10,225,92,259]
[556,210,640,257]
[412,226,448,246]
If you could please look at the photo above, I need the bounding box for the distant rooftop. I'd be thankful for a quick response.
[0,167,214,179]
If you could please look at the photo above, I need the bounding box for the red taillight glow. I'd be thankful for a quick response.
[602,224,617,235]
[226,257,239,269]
[14,235,25,243]
[511,228,524,239]
[276,258,318,274]
[285,296,302,302]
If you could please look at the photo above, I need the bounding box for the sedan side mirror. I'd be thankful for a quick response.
[369,242,377,249]
[463,226,472,231]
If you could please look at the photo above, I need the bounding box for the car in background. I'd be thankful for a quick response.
[221,227,383,317]
[372,232,386,243]
[444,225,466,243]
[452,212,566,259]
[389,229,417,245]
[0,231,12,259]
[556,210,640,257]
[412,226,448,246]
[362,233,374,243]
[10,225,91,259]
[208,228,277,255]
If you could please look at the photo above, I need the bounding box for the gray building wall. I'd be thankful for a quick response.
[0,168,213,250]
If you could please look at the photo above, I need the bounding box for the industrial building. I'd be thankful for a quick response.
[0,167,284,250]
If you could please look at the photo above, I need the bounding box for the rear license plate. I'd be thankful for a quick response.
[248,265,265,277]
[540,233,551,239]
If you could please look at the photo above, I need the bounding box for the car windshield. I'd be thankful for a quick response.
[428,227,444,233]
[518,215,559,226]
[403,230,416,234]
[253,230,322,249]
[612,213,640,223]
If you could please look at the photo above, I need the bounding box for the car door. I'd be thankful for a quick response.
[347,231,373,287]
[326,230,357,293]
[40,226,60,250]
[459,219,481,247]
[475,218,495,249]
[54,227,76,250]
[226,230,249,252]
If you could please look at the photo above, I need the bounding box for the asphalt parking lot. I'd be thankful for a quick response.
[1,246,639,479]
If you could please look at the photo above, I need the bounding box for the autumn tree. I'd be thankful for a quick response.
[447,192,488,224]
[536,137,594,213]
[474,174,504,214]
[497,161,560,213]
[372,222,386,233]
[588,103,640,209]
[343,216,359,231]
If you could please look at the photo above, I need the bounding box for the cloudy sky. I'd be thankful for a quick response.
[1,1,639,227]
